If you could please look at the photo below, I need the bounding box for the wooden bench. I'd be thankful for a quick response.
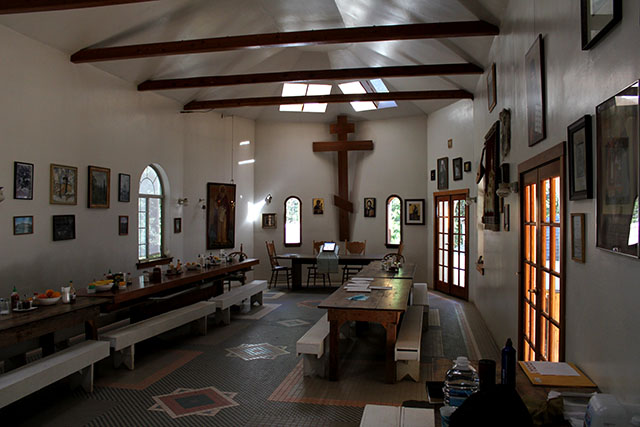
[100,301,216,370]
[209,280,267,325]
[411,282,429,329]
[0,340,109,408]
[395,305,423,382]
[296,313,329,377]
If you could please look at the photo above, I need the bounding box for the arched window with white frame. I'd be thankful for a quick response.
[138,165,164,260]
[284,196,301,247]
[386,194,403,247]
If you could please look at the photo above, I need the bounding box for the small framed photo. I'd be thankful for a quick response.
[525,34,546,146]
[487,63,497,113]
[262,213,276,229]
[571,213,585,263]
[52,214,75,241]
[437,157,449,190]
[174,217,182,233]
[13,216,33,235]
[568,115,593,200]
[14,161,34,200]
[119,215,129,235]
[430,170,436,181]
[453,157,463,181]
[88,165,110,209]
[464,161,472,172]
[405,199,425,225]
[364,197,376,218]
[312,198,324,215]
[581,0,621,50]
[118,173,130,202]
[50,164,78,205]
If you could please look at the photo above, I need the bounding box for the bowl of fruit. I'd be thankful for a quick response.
[36,289,61,305]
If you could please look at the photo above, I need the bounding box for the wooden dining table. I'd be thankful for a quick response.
[318,276,413,383]
[355,261,417,280]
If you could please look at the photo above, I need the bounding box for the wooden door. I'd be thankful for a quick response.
[520,157,564,362]
[434,190,469,300]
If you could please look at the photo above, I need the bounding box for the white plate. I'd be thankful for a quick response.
[95,284,114,291]
[36,296,61,305]
[13,306,38,312]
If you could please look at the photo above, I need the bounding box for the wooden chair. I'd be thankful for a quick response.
[266,241,291,289]
[307,241,332,287]
[341,240,366,284]
[223,251,249,291]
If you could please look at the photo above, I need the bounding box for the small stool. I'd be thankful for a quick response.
[411,282,429,330]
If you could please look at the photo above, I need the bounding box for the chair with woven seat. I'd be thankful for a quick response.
[307,240,332,287]
[223,251,249,291]
[266,240,291,289]
[341,240,366,284]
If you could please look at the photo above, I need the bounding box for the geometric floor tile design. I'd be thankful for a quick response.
[277,319,310,327]
[263,291,285,300]
[225,343,289,360]
[297,300,323,309]
[429,308,440,327]
[149,387,239,419]
[233,303,281,320]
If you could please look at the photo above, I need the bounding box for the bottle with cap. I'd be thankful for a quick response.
[443,356,479,407]
[501,338,516,387]
[10,286,19,310]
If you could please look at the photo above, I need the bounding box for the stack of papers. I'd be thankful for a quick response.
[344,282,371,292]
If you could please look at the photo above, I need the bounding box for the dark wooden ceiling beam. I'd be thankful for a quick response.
[183,90,473,111]
[72,21,499,63]
[0,0,157,14]
[138,63,483,91]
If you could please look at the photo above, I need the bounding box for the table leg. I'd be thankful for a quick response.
[291,260,302,290]
[329,318,341,381]
[40,333,55,357]
[85,319,98,340]
[384,322,398,384]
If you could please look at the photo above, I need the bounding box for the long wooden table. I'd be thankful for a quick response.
[356,261,417,280]
[77,258,259,312]
[276,254,383,289]
[318,277,413,383]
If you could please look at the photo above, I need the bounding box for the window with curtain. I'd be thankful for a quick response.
[138,165,164,260]
[284,196,301,247]
[386,195,402,247]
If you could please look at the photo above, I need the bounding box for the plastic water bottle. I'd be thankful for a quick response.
[443,356,479,407]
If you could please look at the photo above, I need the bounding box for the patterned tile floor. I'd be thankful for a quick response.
[0,288,497,426]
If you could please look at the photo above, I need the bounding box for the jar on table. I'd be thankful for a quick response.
[0,298,10,315]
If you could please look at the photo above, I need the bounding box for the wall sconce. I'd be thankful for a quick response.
[465,195,477,204]
[265,193,272,204]
[197,198,206,210]
[177,197,189,206]
[496,182,519,199]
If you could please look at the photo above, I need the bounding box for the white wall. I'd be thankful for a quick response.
[467,0,640,401]
[253,116,430,282]
[0,25,254,294]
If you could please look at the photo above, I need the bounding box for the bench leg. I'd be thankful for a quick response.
[250,291,263,306]
[396,360,420,382]
[302,353,328,378]
[113,345,134,370]
[215,308,231,325]
[191,316,208,335]
[81,364,94,392]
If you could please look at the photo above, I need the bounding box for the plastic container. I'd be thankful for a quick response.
[584,394,627,427]
[439,405,455,427]
[443,356,479,407]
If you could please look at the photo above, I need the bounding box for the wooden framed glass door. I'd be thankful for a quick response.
[434,190,469,300]
[519,145,565,362]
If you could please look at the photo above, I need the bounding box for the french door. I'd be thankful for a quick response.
[519,148,565,362]
[434,190,469,300]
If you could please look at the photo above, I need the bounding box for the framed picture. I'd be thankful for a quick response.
[430,170,436,181]
[568,115,593,200]
[525,34,546,146]
[437,157,449,190]
[88,165,110,208]
[453,157,463,181]
[52,215,75,241]
[119,215,129,235]
[571,213,586,262]
[174,217,182,233]
[487,63,497,113]
[14,161,34,200]
[118,173,130,202]
[581,0,622,50]
[596,81,639,257]
[262,213,276,229]
[13,216,33,235]
[50,164,78,205]
[312,198,324,215]
[482,121,501,231]
[464,161,472,173]
[503,204,510,232]
[405,199,425,225]
[364,197,376,218]
[206,182,236,249]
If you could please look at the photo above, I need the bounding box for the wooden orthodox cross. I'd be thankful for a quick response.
[313,115,373,241]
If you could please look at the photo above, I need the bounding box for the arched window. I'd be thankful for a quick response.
[138,165,164,260]
[386,195,402,247]
[284,196,301,247]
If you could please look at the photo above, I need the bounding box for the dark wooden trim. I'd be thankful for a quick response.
[184,90,473,110]
[333,195,354,213]
[71,21,499,63]
[433,189,469,198]
[385,194,403,248]
[0,0,156,14]
[313,141,373,152]
[136,256,172,270]
[138,63,483,91]
[517,142,565,173]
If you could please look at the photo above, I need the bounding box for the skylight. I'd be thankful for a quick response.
[280,83,331,113]
[338,78,397,112]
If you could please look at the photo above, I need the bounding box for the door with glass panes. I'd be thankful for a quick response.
[434,190,469,300]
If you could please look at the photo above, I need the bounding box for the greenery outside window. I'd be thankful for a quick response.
[386,194,402,247]
[284,196,301,247]
[138,165,164,260]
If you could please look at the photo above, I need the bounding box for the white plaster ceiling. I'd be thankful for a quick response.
[0,0,506,122]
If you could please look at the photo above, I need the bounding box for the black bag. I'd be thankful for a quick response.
[449,384,533,427]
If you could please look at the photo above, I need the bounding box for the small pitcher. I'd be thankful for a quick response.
[61,286,71,304]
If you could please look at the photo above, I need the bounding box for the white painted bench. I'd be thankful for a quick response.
[410,282,429,329]
[209,280,268,325]
[296,313,329,377]
[100,301,216,370]
[395,305,423,382]
[0,340,109,408]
